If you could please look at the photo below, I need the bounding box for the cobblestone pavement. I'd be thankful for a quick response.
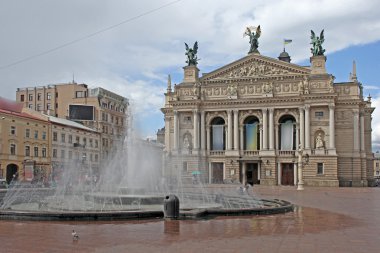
[0,186,379,253]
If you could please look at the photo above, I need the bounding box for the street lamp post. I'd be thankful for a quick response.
[297,145,309,191]
[297,147,304,190]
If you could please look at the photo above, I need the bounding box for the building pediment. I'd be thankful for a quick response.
[201,54,310,82]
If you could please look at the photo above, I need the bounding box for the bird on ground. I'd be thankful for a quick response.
[72,230,79,240]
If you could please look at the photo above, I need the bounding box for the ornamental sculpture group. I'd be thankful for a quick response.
[184,26,326,64]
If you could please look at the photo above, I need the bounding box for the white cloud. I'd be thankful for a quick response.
[1,0,380,137]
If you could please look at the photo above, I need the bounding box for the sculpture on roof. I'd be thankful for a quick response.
[244,25,261,54]
[185,41,199,66]
[310,30,326,56]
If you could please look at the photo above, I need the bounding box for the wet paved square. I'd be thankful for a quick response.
[0,185,379,253]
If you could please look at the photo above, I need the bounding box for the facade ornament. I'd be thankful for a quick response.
[226,84,237,99]
[303,76,310,94]
[244,25,261,54]
[185,41,199,66]
[329,75,335,93]
[315,132,324,149]
[193,82,201,99]
[183,134,191,153]
[262,82,273,94]
[310,30,326,56]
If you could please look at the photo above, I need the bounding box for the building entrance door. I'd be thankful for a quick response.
[246,163,259,185]
[211,163,224,183]
[281,163,294,185]
[6,164,18,184]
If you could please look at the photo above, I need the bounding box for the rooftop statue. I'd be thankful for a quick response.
[244,25,261,54]
[310,30,326,56]
[185,41,199,66]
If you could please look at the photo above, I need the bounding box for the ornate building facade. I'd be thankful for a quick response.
[161,49,375,187]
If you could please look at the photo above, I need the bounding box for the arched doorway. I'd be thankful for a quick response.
[6,164,18,184]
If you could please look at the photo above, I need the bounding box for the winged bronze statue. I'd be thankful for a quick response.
[185,41,199,66]
[310,30,325,56]
[244,25,261,54]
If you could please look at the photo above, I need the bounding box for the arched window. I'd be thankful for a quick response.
[279,115,296,150]
[244,116,260,150]
[210,117,225,150]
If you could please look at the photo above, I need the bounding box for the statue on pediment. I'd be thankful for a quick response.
[244,25,261,54]
[185,41,199,66]
[310,30,325,56]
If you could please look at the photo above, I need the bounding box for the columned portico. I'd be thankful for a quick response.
[304,105,310,150]
[233,110,239,150]
[227,110,233,150]
[299,107,304,149]
[269,108,274,150]
[193,110,199,150]
[262,109,268,150]
[200,111,206,151]
[329,104,335,150]
[173,110,178,150]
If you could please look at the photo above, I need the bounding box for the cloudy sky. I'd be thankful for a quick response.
[0,0,379,150]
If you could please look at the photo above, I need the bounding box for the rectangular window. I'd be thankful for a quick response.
[376,162,379,168]
[20,94,25,102]
[10,144,16,155]
[317,163,324,174]
[28,104,33,109]
[76,136,80,143]
[83,138,87,146]
[315,111,324,117]
[34,147,38,157]
[95,140,98,148]
[34,130,38,139]
[89,138,93,147]
[11,126,16,135]
[42,148,46,158]
[37,104,42,111]
[90,153,93,162]
[68,135,73,144]
[25,146,30,156]
[53,132,57,141]
[53,149,57,158]
[95,154,98,162]
[61,133,65,143]
[76,91,84,98]
[182,162,188,172]
[42,131,46,140]
[47,103,51,110]
[25,129,30,138]
[82,153,87,161]
[68,151,72,159]
[37,93,42,101]
[28,94,33,101]
[47,92,51,100]
[61,150,65,159]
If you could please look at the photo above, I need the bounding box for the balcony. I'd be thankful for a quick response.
[278,150,296,156]
[209,150,225,156]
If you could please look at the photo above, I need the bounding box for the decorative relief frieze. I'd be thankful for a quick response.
[216,61,297,79]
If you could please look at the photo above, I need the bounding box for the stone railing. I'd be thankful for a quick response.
[209,150,225,156]
[243,150,260,156]
[278,150,296,156]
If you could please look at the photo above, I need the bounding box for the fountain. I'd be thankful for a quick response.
[0,109,293,221]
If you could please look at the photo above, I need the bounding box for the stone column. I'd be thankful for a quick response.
[269,108,274,150]
[329,104,335,149]
[242,163,246,185]
[206,126,210,151]
[200,111,206,150]
[240,126,244,151]
[233,110,239,150]
[353,110,359,151]
[299,107,304,149]
[297,149,304,190]
[173,110,178,150]
[304,105,310,149]
[227,110,233,150]
[296,125,300,151]
[262,109,268,150]
[193,110,199,150]
[259,126,263,150]
[360,112,365,151]
[275,124,279,150]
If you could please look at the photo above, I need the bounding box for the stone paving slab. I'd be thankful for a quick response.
[0,185,379,252]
